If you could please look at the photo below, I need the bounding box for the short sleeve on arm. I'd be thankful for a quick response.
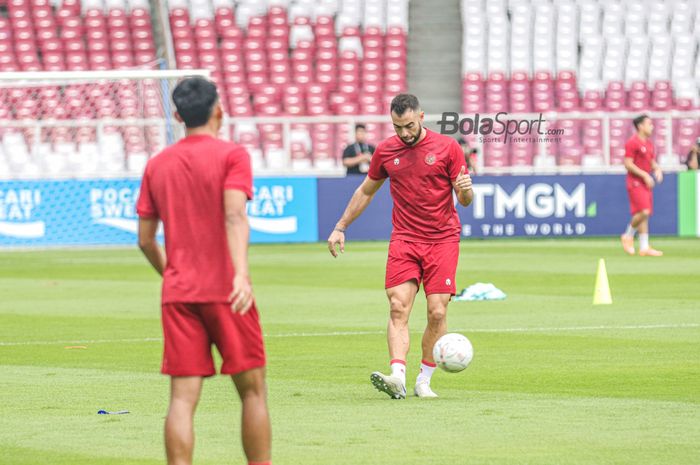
[624,139,635,159]
[447,139,468,181]
[224,146,254,200]
[367,143,388,180]
[136,165,159,219]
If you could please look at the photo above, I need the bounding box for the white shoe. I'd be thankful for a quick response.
[370,372,406,399]
[414,382,438,398]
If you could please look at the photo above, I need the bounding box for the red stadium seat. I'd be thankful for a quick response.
[0,0,409,170]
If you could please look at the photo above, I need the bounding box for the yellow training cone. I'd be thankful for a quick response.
[593,258,612,305]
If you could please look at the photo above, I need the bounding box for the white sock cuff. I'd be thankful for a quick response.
[390,359,406,382]
[639,233,650,250]
[417,360,437,383]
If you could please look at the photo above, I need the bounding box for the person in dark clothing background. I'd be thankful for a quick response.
[342,124,375,175]
[459,138,478,174]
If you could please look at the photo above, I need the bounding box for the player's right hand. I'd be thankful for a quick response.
[229,274,254,314]
[327,229,345,258]
[644,173,656,189]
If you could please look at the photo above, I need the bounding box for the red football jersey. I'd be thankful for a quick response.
[368,128,467,242]
[624,134,655,185]
[136,134,253,303]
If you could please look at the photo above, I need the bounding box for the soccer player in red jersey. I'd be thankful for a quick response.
[136,77,271,465]
[620,114,664,257]
[327,94,473,398]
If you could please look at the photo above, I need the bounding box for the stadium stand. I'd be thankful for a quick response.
[461,0,700,170]
[166,0,408,168]
[0,0,160,176]
[0,0,408,175]
[0,0,698,176]
[0,0,157,71]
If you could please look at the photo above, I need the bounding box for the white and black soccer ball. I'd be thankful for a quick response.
[433,333,474,373]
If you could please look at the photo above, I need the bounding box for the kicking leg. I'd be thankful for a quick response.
[387,279,419,362]
[371,279,419,399]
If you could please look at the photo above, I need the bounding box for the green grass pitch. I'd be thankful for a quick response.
[1,238,699,465]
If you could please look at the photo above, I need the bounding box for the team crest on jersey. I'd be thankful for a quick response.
[394,158,400,165]
[641,146,647,153]
[425,153,436,165]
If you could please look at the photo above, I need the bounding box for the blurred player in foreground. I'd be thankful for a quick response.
[620,114,664,257]
[327,94,473,399]
[137,77,271,465]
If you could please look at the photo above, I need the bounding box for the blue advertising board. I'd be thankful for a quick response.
[247,177,318,243]
[0,177,318,247]
[316,174,678,240]
[0,179,147,247]
[459,174,678,238]
[317,176,393,241]
[0,174,678,247]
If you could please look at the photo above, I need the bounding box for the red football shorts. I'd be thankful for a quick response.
[161,302,266,377]
[627,180,653,215]
[385,240,459,295]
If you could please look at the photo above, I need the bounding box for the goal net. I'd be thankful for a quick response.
[0,69,210,179]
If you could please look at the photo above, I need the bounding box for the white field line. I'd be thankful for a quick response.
[0,323,698,347]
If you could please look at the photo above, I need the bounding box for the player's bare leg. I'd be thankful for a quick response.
[415,293,450,398]
[621,211,647,255]
[621,211,643,255]
[371,279,418,399]
[421,293,450,364]
[165,376,204,465]
[232,367,271,464]
[636,209,663,256]
[387,279,419,361]
[631,211,648,230]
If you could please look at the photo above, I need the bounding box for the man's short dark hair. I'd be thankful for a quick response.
[390,93,420,116]
[172,77,219,128]
[355,124,366,131]
[633,114,650,130]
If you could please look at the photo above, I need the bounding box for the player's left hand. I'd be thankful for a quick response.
[654,168,663,184]
[455,166,472,192]
[229,274,254,314]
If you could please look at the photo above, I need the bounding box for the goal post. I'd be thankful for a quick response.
[0,69,210,179]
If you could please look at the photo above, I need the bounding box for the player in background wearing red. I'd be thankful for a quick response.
[327,94,473,399]
[137,77,271,465]
[620,114,664,257]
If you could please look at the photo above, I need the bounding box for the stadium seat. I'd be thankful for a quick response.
[0,0,160,171]
[163,0,409,167]
[460,0,699,171]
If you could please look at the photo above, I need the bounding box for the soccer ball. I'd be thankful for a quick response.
[433,333,473,373]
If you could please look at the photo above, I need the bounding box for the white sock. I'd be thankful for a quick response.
[416,360,437,385]
[639,233,649,250]
[624,224,636,237]
[390,360,406,385]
